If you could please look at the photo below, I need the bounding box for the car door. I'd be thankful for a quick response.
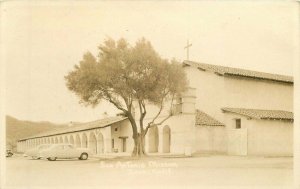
[63,144,78,158]
[54,145,65,158]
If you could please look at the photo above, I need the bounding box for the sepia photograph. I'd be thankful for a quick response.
[0,1,299,189]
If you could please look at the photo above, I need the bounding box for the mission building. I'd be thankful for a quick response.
[17,60,294,157]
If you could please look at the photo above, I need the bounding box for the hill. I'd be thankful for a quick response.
[6,115,68,151]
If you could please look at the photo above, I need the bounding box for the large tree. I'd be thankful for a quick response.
[65,38,188,156]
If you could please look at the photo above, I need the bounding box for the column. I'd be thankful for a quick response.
[294,54,300,189]
[158,129,163,153]
[104,127,112,153]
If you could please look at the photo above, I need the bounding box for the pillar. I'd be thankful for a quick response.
[158,129,163,153]
[103,127,112,153]
[294,47,300,189]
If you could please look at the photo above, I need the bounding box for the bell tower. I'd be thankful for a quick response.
[173,87,196,115]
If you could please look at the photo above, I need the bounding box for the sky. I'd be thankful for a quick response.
[1,1,299,123]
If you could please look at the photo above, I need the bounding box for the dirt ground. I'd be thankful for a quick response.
[3,154,293,189]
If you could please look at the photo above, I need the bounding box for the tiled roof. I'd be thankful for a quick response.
[183,60,293,84]
[19,116,128,141]
[221,108,293,121]
[196,110,224,126]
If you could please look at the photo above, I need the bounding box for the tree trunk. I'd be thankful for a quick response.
[132,133,146,157]
[127,112,146,157]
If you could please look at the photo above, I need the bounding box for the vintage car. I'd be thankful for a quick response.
[24,144,52,159]
[6,149,13,157]
[38,144,90,161]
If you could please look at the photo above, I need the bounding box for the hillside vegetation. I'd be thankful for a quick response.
[6,115,68,151]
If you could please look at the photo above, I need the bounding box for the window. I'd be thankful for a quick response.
[115,128,118,132]
[235,119,241,129]
[55,145,64,150]
[178,97,182,104]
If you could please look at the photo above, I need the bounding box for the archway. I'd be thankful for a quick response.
[55,137,59,144]
[51,138,54,144]
[148,126,159,153]
[97,133,104,154]
[59,136,63,143]
[89,132,97,154]
[64,136,69,144]
[163,126,171,153]
[82,133,88,148]
[70,135,75,145]
[75,134,81,148]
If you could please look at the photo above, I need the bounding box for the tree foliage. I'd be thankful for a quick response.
[65,38,188,156]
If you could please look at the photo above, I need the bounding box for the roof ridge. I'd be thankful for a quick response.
[221,107,293,121]
[183,60,293,83]
[19,116,128,141]
[222,107,293,113]
[184,60,293,77]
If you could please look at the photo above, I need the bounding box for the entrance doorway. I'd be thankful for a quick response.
[119,137,128,152]
[227,129,248,155]
[148,126,159,153]
[89,133,97,154]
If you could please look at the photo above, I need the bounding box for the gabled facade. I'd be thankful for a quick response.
[182,61,294,156]
[183,61,293,123]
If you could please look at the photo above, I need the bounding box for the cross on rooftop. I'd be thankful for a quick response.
[184,40,192,61]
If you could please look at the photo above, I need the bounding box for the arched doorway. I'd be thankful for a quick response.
[163,126,171,153]
[148,126,159,153]
[82,133,88,148]
[64,136,69,144]
[97,133,104,154]
[70,135,75,145]
[89,133,97,154]
[75,134,81,147]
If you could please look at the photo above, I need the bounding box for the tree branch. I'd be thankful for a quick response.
[144,94,175,136]
[145,89,170,128]
[138,100,147,133]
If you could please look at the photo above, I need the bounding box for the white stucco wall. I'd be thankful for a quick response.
[184,66,293,124]
[145,113,196,155]
[223,76,293,112]
[184,66,225,122]
[16,119,133,154]
[223,112,293,156]
[247,119,293,156]
[194,126,227,153]
[110,119,133,153]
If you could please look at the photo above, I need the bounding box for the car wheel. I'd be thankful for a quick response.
[47,157,57,161]
[79,153,88,160]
